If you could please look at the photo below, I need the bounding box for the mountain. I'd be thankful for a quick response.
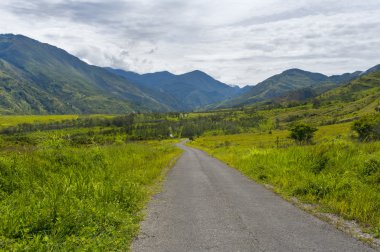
[295,69,380,125]
[0,34,173,114]
[213,68,362,108]
[315,69,380,111]
[106,68,244,111]
[362,64,380,76]
[271,71,365,104]
[1,33,375,115]
[0,34,246,114]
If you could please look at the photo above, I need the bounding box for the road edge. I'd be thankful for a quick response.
[187,142,380,251]
[130,142,184,251]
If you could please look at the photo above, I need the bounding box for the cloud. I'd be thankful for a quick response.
[0,0,380,86]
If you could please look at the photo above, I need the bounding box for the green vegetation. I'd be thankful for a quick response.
[0,65,379,249]
[217,68,380,129]
[352,113,380,141]
[289,123,317,144]
[213,68,361,109]
[0,114,116,128]
[0,112,266,140]
[0,124,181,250]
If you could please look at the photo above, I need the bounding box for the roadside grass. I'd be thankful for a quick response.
[189,126,380,237]
[0,139,181,251]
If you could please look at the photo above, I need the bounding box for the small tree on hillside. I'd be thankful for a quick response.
[352,114,380,141]
[289,123,317,144]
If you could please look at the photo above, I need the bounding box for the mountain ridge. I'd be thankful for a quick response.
[211,67,364,109]
[0,34,245,114]
[0,34,378,114]
[0,34,173,114]
[106,67,244,111]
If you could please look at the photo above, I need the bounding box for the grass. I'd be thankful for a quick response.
[0,137,181,251]
[189,126,380,237]
[0,114,116,128]
[193,123,352,149]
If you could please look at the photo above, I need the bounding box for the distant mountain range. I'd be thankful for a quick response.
[0,34,378,114]
[0,34,166,114]
[106,68,245,111]
[0,34,243,114]
[211,68,369,109]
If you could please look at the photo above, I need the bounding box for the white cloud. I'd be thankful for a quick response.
[0,0,380,86]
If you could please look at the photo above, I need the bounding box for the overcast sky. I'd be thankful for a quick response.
[1,0,380,86]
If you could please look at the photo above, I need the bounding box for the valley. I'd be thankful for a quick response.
[0,34,380,251]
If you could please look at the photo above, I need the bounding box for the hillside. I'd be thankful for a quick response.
[214,68,362,108]
[107,68,244,111]
[0,34,174,114]
[0,34,377,115]
[0,34,246,114]
[315,69,380,118]
[246,69,380,127]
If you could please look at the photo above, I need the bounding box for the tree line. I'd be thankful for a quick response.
[0,112,267,140]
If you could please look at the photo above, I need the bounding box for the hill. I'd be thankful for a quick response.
[1,34,377,115]
[0,34,175,114]
[314,68,380,118]
[245,69,380,127]
[107,68,244,111]
[213,68,362,108]
[0,34,246,114]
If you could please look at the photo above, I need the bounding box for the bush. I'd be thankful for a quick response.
[289,123,317,144]
[352,114,380,141]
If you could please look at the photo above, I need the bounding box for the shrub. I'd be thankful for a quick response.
[289,123,317,144]
[352,114,380,141]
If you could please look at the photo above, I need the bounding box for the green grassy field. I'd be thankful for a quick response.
[0,114,116,128]
[189,124,380,238]
[0,132,181,251]
[193,123,353,148]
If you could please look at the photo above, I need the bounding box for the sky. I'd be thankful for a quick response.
[1,0,380,86]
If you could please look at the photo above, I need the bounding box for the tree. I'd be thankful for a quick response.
[289,123,317,144]
[352,114,380,141]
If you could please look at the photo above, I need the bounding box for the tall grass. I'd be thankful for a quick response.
[0,140,181,251]
[190,136,380,236]
[0,114,115,128]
